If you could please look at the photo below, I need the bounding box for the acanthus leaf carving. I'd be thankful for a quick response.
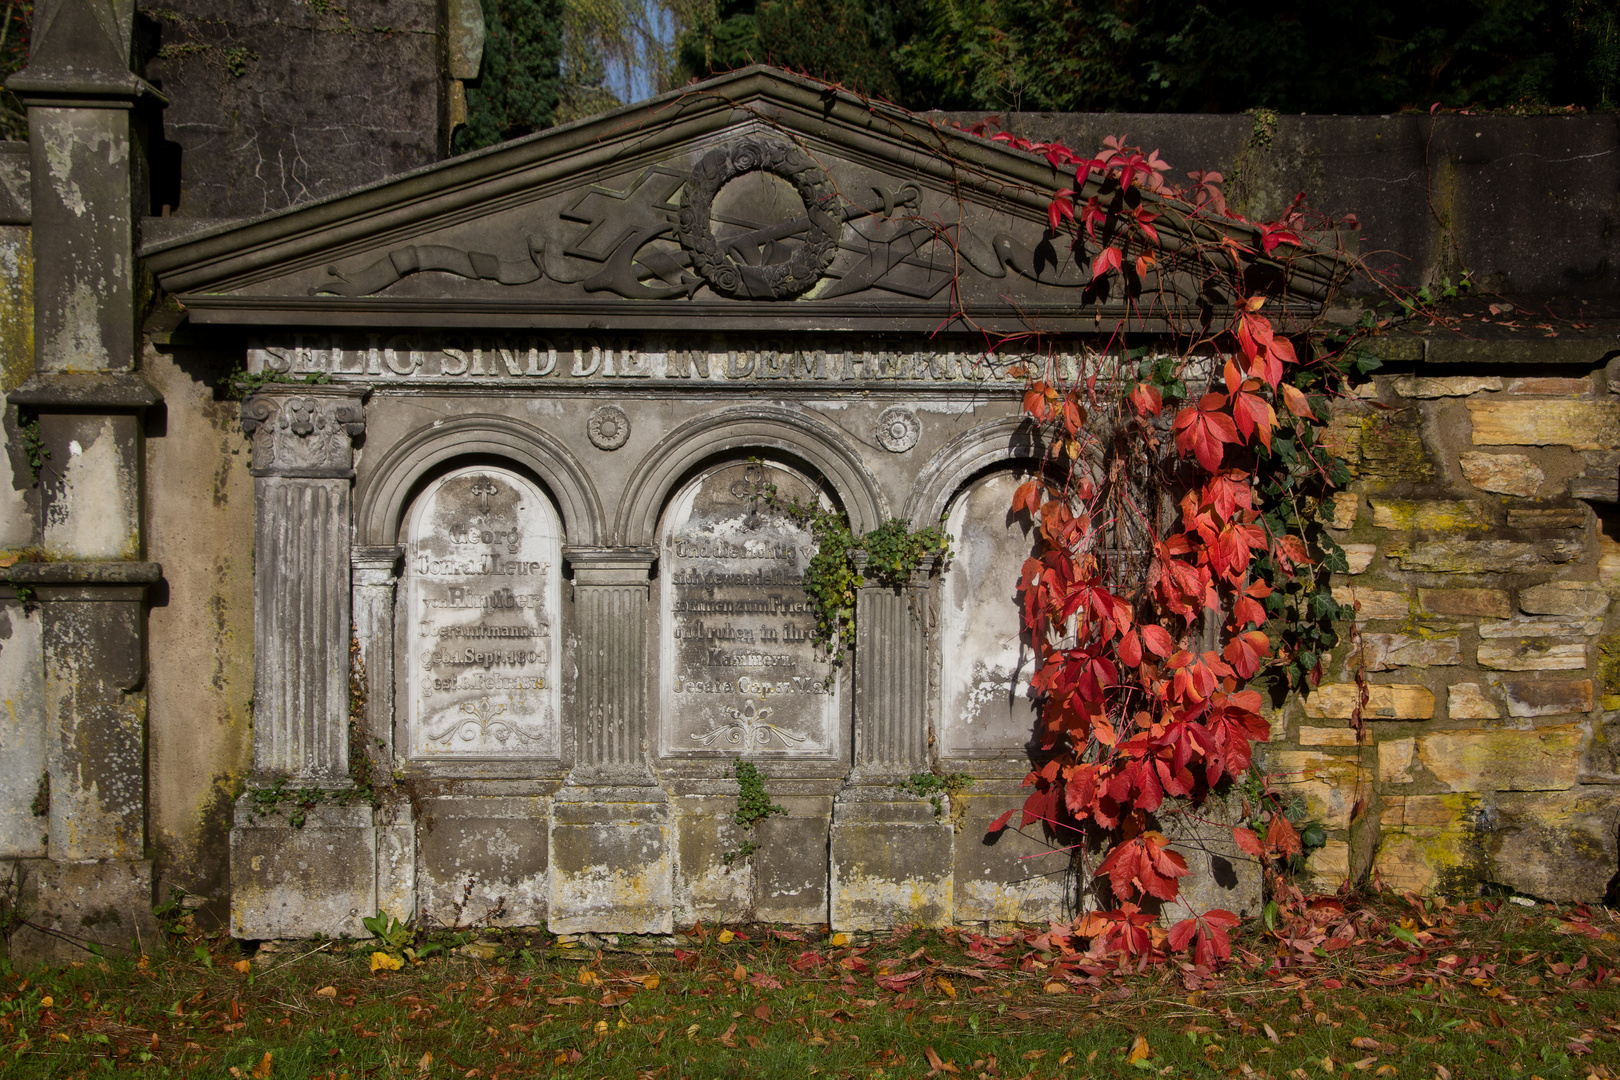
[241,387,367,477]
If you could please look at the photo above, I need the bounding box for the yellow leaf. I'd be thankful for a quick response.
[315,986,337,998]
[1058,1051,1073,1065]
[686,1024,701,1037]
[830,933,850,947]
[234,960,252,974]
[417,1050,432,1074]
[0,554,17,569]
[40,996,53,1008]
[1322,1057,1335,1073]
[936,976,956,999]
[718,930,735,944]
[593,1020,609,1035]
[252,1051,273,1079]
[1127,1036,1151,1065]
[1375,1068,1397,1078]
[370,951,403,973]
[578,970,598,985]
[1042,981,1067,994]
[1350,1058,1378,1072]
[642,974,660,990]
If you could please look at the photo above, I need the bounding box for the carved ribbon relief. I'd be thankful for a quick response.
[313,135,1090,303]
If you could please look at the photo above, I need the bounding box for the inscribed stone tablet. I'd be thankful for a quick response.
[938,471,1038,755]
[659,461,838,758]
[405,465,561,759]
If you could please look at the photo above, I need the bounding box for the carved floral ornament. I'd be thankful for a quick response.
[240,389,367,477]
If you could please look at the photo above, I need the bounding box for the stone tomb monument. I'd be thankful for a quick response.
[143,68,1340,937]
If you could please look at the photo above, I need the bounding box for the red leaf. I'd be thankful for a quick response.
[1117,628,1143,668]
[1232,827,1264,858]
[1279,382,1316,419]
[987,808,1016,834]
[1266,814,1302,857]
[1140,624,1174,658]
[1011,480,1041,518]
[1091,245,1122,281]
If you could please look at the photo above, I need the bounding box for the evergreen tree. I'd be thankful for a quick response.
[455,0,566,155]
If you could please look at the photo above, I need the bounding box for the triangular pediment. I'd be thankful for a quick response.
[143,67,1346,335]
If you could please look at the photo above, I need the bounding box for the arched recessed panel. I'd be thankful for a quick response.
[404,465,563,760]
[938,470,1039,757]
[658,460,840,759]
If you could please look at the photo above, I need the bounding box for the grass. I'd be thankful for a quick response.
[0,893,1616,1079]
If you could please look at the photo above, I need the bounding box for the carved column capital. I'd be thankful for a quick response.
[241,386,368,478]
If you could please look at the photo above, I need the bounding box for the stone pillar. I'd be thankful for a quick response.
[240,387,367,784]
[350,545,414,922]
[230,386,382,939]
[831,557,954,929]
[549,548,672,934]
[1,0,166,960]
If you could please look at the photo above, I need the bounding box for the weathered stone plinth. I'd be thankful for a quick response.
[416,794,551,927]
[829,790,954,930]
[6,858,160,963]
[549,785,673,934]
[230,799,383,940]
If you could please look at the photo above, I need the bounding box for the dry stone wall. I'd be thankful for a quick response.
[1281,354,1620,903]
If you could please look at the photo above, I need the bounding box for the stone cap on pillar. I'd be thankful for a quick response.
[241,385,368,478]
[5,0,164,107]
[7,559,162,602]
[8,372,162,412]
[564,546,657,586]
[352,545,404,586]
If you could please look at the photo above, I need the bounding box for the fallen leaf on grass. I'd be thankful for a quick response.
[233,960,251,974]
[548,996,587,1006]
[251,1052,273,1079]
[717,1022,738,1048]
[1350,1058,1378,1071]
[417,1050,432,1073]
[641,974,659,990]
[1264,1023,1280,1044]
[1351,1037,1381,1051]
[750,972,784,990]
[314,986,337,999]
[937,976,956,999]
[370,952,403,973]
[924,1046,959,1075]
[1434,1066,1452,1080]
[1126,1036,1151,1064]
[1023,1050,1047,1061]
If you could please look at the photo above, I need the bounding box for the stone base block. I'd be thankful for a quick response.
[673,795,752,925]
[952,792,1076,926]
[417,796,548,926]
[1159,803,1263,919]
[4,858,160,965]
[829,793,953,930]
[230,798,377,939]
[753,800,831,924]
[549,788,672,935]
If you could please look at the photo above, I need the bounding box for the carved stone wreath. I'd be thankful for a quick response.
[587,405,630,450]
[875,406,920,453]
[676,136,840,300]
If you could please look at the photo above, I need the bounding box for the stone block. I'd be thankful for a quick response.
[1392,376,1503,398]
[1384,539,1582,573]
[417,796,550,927]
[1504,376,1593,396]
[1419,588,1511,619]
[1330,587,1409,621]
[1477,640,1587,671]
[1359,633,1461,671]
[951,792,1075,925]
[1468,399,1620,451]
[1358,416,1434,482]
[549,790,673,935]
[0,600,46,861]
[1520,581,1611,617]
[1369,499,1488,531]
[1447,683,1501,720]
[830,794,953,930]
[1477,614,1602,639]
[1487,789,1619,902]
[1602,540,1620,595]
[1341,544,1376,574]
[1303,683,1434,720]
[9,859,160,964]
[1500,678,1594,718]
[1378,738,1415,783]
[1578,713,1620,784]
[230,801,378,940]
[1270,752,1362,830]
[1382,794,1477,830]
[673,796,752,924]
[1458,452,1543,497]
[1324,492,1358,529]
[1415,726,1584,792]
[1160,800,1262,919]
[1299,726,1359,746]
[1304,840,1352,893]
[1374,794,1480,894]
[753,803,832,924]
[1322,412,1365,466]
[1506,507,1586,529]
